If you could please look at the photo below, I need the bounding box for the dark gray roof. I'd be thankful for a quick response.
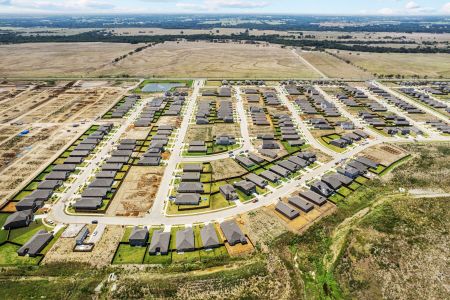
[96,171,117,179]
[298,190,327,206]
[45,171,70,180]
[89,178,114,188]
[270,165,290,177]
[24,189,52,201]
[81,188,109,198]
[102,163,124,171]
[248,153,265,164]
[236,156,255,168]
[200,224,220,249]
[138,156,161,166]
[355,157,378,169]
[129,226,149,243]
[288,196,314,212]
[180,172,201,182]
[183,164,203,172]
[244,173,267,188]
[53,164,77,172]
[275,202,300,220]
[37,180,62,190]
[178,182,204,193]
[220,220,247,246]
[3,210,33,229]
[73,198,103,210]
[148,230,171,255]
[260,170,280,182]
[176,227,195,252]
[17,230,53,257]
[175,193,200,205]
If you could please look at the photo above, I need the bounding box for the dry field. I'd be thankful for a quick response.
[0,43,140,78]
[42,225,124,267]
[241,207,288,246]
[107,166,164,217]
[210,158,247,180]
[185,123,241,143]
[329,50,450,78]
[0,124,86,204]
[94,41,320,79]
[359,143,408,166]
[299,51,373,79]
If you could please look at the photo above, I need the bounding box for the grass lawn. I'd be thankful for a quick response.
[143,251,172,264]
[337,186,353,197]
[0,214,10,243]
[318,137,346,153]
[199,246,229,261]
[112,244,147,264]
[369,165,386,174]
[9,220,48,245]
[348,182,362,191]
[193,225,203,248]
[121,227,134,242]
[13,190,32,201]
[328,193,345,203]
[355,176,369,184]
[0,243,41,266]
[171,250,201,263]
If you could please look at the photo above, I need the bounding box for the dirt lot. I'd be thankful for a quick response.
[211,158,247,180]
[0,43,141,78]
[329,50,450,78]
[107,166,164,217]
[241,207,288,246]
[94,41,320,79]
[299,51,373,79]
[0,124,86,204]
[359,143,408,166]
[185,123,241,143]
[42,225,123,267]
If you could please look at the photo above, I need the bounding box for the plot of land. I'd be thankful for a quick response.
[94,41,320,79]
[0,43,141,78]
[329,50,450,78]
[108,166,164,217]
[299,51,373,79]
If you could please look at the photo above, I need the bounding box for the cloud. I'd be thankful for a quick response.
[176,0,270,11]
[0,0,115,12]
[442,2,450,14]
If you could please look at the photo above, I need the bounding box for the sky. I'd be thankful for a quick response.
[0,0,449,15]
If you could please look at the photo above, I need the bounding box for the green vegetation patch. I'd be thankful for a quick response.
[113,244,147,264]
[0,243,41,266]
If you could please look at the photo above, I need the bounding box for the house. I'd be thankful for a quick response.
[3,210,33,229]
[112,150,133,157]
[15,198,43,212]
[189,145,207,152]
[178,182,204,194]
[183,164,203,172]
[149,230,171,255]
[81,188,109,199]
[219,184,238,200]
[244,173,267,188]
[310,181,334,197]
[262,140,280,149]
[138,156,161,166]
[37,180,62,190]
[220,220,247,246]
[17,230,53,257]
[298,190,327,206]
[102,163,124,171]
[215,135,235,146]
[24,189,53,202]
[73,198,103,211]
[330,139,348,148]
[235,156,255,168]
[53,164,77,172]
[89,178,114,189]
[129,226,149,246]
[258,149,278,159]
[143,148,162,157]
[46,171,70,181]
[275,202,300,220]
[176,227,195,252]
[181,172,201,182]
[248,153,265,164]
[64,157,84,164]
[347,160,368,174]
[321,174,343,190]
[269,165,290,177]
[174,193,200,205]
[96,171,117,179]
[355,157,379,169]
[354,129,369,139]
[333,173,353,185]
[260,170,280,183]
[76,227,89,245]
[337,166,360,179]
[200,224,220,249]
[288,156,308,168]
[233,180,256,195]
[69,150,90,157]
[277,160,299,172]
[288,196,314,212]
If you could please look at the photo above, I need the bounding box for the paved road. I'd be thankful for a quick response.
[275,85,337,156]
[373,81,449,123]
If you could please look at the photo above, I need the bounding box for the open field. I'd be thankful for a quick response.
[107,166,164,217]
[94,41,320,79]
[299,51,373,79]
[0,43,141,78]
[329,50,450,78]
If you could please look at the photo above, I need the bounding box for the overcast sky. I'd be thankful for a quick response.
[0,0,449,15]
